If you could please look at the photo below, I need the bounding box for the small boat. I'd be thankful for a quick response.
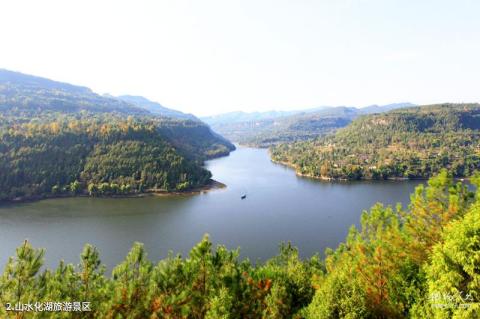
[241,194,247,199]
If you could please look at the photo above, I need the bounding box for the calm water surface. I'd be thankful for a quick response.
[0,147,422,269]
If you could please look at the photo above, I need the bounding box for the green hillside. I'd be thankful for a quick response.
[0,70,235,202]
[155,118,235,160]
[0,115,215,201]
[271,104,480,180]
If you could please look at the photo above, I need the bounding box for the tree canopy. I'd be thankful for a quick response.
[271,104,480,180]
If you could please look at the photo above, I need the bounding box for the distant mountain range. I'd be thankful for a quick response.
[201,103,414,125]
[0,69,147,115]
[0,69,197,121]
[202,103,416,147]
[116,95,198,121]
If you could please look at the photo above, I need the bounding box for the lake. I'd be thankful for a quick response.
[0,147,422,269]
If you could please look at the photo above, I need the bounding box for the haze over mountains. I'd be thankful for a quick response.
[202,103,416,146]
[0,69,148,116]
[201,103,414,125]
[117,95,198,121]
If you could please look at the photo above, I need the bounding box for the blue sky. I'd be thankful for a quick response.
[1,0,479,116]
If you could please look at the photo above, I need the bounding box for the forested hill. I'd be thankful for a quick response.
[204,103,414,147]
[0,115,216,201]
[271,103,480,180]
[154,118,235,160]
[0,70,235,202]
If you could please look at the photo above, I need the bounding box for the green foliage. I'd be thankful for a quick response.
[304,263,369,319]
[305,171,477,318]
[0,115,216,202]
[0,236,322,318]
[107,243,153,318]
[403,170,473,263]
[419,196,480,318]
[0,240,44,314]
[271,104,480,180]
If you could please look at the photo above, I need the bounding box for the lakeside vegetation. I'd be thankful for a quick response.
[271,104,480,180]
[0,69,235,202]
[1,171,479,318]
[0,115,214,202]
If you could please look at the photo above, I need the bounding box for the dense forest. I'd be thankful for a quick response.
[1,171,479,318]
[0,115,214,201]
[271,104,480,180]
[203,103,414,147]
[0,69,235,202]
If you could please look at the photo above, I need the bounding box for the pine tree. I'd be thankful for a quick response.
[349,204,407,318]
[420,178,480,318]
[106,242,153,318]
[0,241,44,319]
[403,170,473,263]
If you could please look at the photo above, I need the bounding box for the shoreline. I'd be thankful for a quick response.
[1,147,235,206]
[269,157,468,183]
[270,158,339,181]
[149,179,226,197]
[0,179,226,206]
